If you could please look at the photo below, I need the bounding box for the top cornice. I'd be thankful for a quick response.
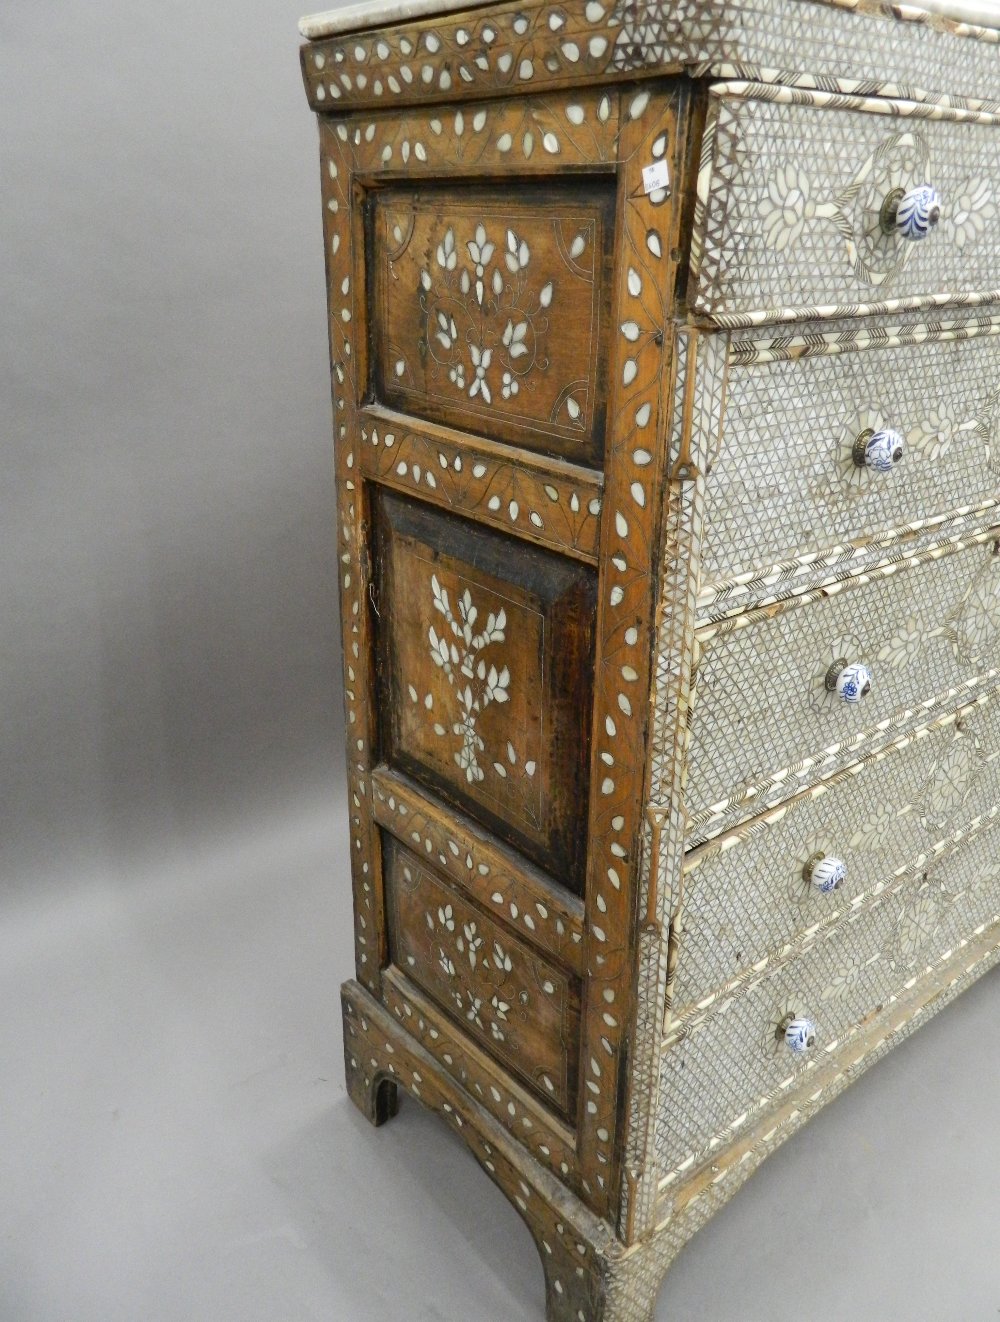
[300,0,1000,114]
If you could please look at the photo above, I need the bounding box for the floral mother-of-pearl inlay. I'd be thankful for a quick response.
[416,220,590,428]
[387,849,578,1110]
[919,723,985,829]
[427,573,508,780]
[755,130,996,287]
[431,901,520,1044]
[426,574,538,793]
[945,551,1000,665]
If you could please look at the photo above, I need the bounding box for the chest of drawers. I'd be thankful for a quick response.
[300,2,1000,1315]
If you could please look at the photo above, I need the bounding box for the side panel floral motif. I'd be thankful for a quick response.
[388,542,543,827]
[373,188,614,461]
[385,841,581,1115]
[421,223,553,407]
[427,573,513,785]
[375,489,597,889]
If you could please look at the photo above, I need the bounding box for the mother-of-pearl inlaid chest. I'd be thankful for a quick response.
[299,1,1000,1314]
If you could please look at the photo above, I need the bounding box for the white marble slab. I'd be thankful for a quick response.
[912,0,1000,26]
[299,0,495,40]
[299,0,1000,43]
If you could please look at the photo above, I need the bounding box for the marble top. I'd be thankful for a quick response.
[915,0,1000,24]
[299,0,493,39]
[299,0,1000,38]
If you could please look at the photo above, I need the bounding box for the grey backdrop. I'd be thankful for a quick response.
[2,1,340,893]
[3,3,999,1319]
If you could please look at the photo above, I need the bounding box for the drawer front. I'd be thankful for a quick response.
[704,315,1000,587]
[676,691,1000,1011]
[692,84,1000,325]
[385,838,581,1116]
[656,822,1000,1179]
[688,533,1000,837]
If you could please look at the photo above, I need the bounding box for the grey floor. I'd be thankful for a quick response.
[4,793,999,1322]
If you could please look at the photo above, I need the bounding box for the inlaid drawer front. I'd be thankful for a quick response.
[692,83,1000,325]
[371,181,616,465]
[675,692,1000,1011]
[656,823,1000,1181]
[384,839,581,1116]
[703,315,1000,587]
[375,491,596,891]
[687,533,1000,839]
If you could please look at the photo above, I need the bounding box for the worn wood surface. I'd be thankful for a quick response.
[385,836,583,1114]
[371,181,616,464]
[357,404,605,563]
[375,489,596,889]
[372,764,588,971]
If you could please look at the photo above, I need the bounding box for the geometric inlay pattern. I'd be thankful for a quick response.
[691,85,1000,324]
[687,535,1000,837]
[656,819,1000,1179]
[677,693,1000,1008]
[704,318,1000,584]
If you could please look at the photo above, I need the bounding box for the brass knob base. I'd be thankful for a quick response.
[825,659,847,692]
[852,429,874,467]
[879,186,905,235]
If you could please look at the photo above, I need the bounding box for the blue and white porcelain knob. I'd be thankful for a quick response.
[895,184,942,241]
[826,659,873,703]
[784,1017,817,1056]
[806,854,847,894]
[853,427,905,472]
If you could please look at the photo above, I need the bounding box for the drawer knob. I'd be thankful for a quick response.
[852,427,905,472]
[784,1016,818,1056]
[894,184,942,241]
[805,853,847,894]
[825,659,873,703]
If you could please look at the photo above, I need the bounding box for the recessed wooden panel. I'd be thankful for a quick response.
[384,838,581,1117]
[374,491,596,892]
[370,181,615,464]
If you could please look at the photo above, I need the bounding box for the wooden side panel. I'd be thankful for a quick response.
[385,838,582,1116]
[317,86,688,1225]
[370,182,616,464]
[375,491,596,892]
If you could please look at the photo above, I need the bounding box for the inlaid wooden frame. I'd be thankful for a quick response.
[318,82,689,1225]
[300,0,1000,121]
